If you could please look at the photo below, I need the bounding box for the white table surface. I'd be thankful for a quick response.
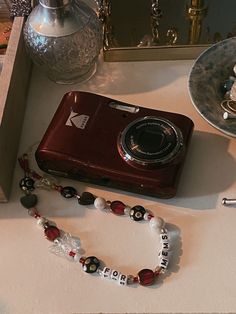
[1,58,236,314]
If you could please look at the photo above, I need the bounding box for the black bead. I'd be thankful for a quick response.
[60,186,77,198]
[82,256,100,273]
[19,177,35,192]
[78,192,95,205]
[130,205,146,221]
[20,194,38,209]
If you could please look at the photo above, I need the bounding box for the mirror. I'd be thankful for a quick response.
[101,0,236,61]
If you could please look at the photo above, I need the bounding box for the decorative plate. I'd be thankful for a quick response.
[188,37,236,138]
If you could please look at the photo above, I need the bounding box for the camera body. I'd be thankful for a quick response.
[35,91,194,198]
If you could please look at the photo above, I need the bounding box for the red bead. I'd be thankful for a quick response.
[34,212,41,219]
[79,257,86,264]
[154,269,161,276]
[28,208,41,219]
[44,225,60,241]
[110,201,126,215]
[133,276,139,283]
[138,269,155,286]
[69,251,76,257]
[55,185,63,192]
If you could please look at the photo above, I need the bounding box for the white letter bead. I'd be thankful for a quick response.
[111,269,120,281]
[159,257,169,269]
[159,250,169,259]
[162,242,170,250]
[160,233,169,242]
[102,267,112,278]
[94,197,107,210]
[118,274,128,285]
[149,217,164,230]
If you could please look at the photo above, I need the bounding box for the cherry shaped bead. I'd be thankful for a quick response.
[110,201,126,215]
[138,269,155,286]
[78,192,95,205]
[44,225,60,241]
[130,205,146,221]
[60,186,77,198]
[19,177,35,192]
[82,256,100,273]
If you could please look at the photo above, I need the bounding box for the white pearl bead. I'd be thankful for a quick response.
[149,217,165,230]
[94,197,107,210]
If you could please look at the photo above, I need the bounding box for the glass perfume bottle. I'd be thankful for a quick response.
[23,0,103,84]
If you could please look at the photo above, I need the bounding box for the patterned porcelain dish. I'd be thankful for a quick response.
[188,37,236,138]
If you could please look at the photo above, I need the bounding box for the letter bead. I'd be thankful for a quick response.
[162,242,170,250]
[160,233,169,242]
[159,250,169,259]
[111,269,120,281]
[159,257,169,269]
[102,267,112,278]
[118,274,128,285]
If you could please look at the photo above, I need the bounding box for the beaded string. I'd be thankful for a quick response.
[18,153,171,287]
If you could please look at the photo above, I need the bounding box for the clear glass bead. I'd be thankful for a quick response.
[37,217,48,229]
[50,231,82,260]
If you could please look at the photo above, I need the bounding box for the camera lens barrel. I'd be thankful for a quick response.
[118,116,184,168]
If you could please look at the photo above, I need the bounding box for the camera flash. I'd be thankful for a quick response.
[109,101,140,113]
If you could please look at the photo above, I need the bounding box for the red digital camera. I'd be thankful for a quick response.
[35,91,194,198]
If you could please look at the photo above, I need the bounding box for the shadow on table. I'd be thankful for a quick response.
[89,130,234,211]
[84,58,190,95]
[162,130,235,210]
[2,131,233,218]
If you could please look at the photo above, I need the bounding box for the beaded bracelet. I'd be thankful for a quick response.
[18,154,171,287]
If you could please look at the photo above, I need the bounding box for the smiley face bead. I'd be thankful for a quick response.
[82,256,100,273]
[60,186,77,198]
[129,205,146,221]
[19,177,35,192]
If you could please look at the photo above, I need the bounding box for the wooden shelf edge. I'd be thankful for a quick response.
[0,16,32,202]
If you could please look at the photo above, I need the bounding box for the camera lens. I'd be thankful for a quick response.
[119,116,184,168]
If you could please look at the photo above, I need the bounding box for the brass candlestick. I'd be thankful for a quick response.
[187,0,207,45]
